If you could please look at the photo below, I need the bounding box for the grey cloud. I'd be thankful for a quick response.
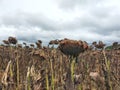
[56,0,120,36]
[14,26,61,45]
[58,6,120,37]
[0,12,61,45]
[57,0,104,9]
[0,0,120,45]
[0,15,27,27]
[25,14,58,30]
[0,0,3,2]
[0,12,58,31]
[0,25,61,45]
[0,24,119,46]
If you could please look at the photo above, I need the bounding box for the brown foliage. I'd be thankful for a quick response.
[38,40,42,44]
[49,39,59,45]
[3,40,9,45]
[8,36,17,45]
[112,42,120,50]
[92,41,105,49]
[0,37,120,90]
[58,39,89,58]
[36,40,42,49]
[112,42,118,46]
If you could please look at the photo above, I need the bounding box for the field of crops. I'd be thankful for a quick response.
[0,39,120,90]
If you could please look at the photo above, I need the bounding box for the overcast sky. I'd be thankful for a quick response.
[0,0,120,45]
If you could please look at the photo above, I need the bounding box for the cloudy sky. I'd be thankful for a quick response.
[0,0,120,45]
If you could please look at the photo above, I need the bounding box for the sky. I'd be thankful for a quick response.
[0,0,120,45]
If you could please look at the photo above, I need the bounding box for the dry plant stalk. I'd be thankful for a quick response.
[1,60,11,86]
[26,67,31,90]
[71,59,75,81]
[50,59,55,90]
[45,68,49,90]
[102,50,112,90]
[26,65,42,90]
